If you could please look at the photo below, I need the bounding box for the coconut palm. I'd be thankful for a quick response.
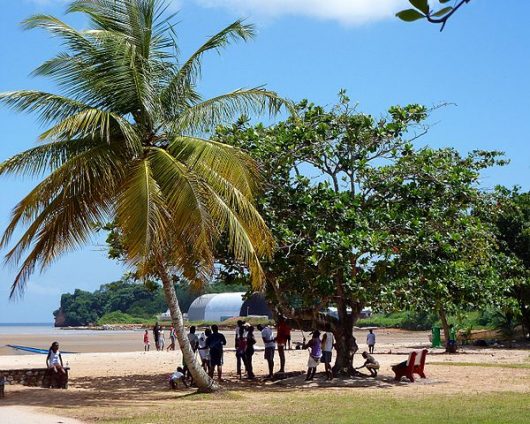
[0,0,288,392]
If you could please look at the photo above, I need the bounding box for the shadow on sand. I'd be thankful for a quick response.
[0,370,443,410]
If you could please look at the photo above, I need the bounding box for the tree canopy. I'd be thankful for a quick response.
[214,93,511,369]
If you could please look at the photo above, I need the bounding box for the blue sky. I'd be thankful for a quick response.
[0,0,529,322]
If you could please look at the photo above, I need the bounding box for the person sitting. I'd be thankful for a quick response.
[356,351,380,377]
[46,341,66,374]
[169,367,188,389]
[46,341,67,388]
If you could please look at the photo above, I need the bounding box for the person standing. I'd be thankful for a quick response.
[167,325,176,351]
[235,325,248,379]
[303,331,322,381]
[257,323,276,378]
[275,317,291,373]
[153,322,160,351]
[143,330,150,352]
[367,329,376,354]
[183,326,200,380]
[321,323,335,380]
[198,328,211,373]
[245,325,256,379]
[206,325,227,381]
[235,320,248,378]
[159,328,166,350]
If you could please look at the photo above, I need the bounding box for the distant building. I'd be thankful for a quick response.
[187,292,272,322]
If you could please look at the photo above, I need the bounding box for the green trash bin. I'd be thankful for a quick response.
[431,325,441,348]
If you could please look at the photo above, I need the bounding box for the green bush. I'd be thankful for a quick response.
[357,311,437,330]
[97,311,152,325]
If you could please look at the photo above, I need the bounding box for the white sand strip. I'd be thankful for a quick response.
[0,406,84,424]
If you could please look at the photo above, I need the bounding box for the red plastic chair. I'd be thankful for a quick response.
[392,349,427,382]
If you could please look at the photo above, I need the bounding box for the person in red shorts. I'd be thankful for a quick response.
[276,316,291,373]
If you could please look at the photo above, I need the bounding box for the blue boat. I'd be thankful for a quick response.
[6,344,76,354]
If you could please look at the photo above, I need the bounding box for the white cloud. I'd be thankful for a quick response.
[194,0,409,26]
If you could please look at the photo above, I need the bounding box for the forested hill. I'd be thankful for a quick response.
[53,277,246,327]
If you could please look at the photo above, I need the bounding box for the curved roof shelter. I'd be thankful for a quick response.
[187,292,272,322]
[187,292,245,322]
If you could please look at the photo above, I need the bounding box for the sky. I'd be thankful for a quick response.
[0,0,529,322]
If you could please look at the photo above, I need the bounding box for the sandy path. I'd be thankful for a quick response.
[0,406,84,424]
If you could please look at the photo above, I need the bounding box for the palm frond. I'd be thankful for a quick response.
[174,88,290,133]
[0,138,95,178]
[0,91,91,125]
[203,184,270,289]
[116,157,170,272]
[4,146,123,298]
[161,19,255,108]
[1,143,124,255]
[147,147,215,269]
[170,135,260,198]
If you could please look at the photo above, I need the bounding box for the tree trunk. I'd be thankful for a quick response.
[332,319,356,375]
[331,273,360,375]
[158,266,218,392]
[438,307,450,347]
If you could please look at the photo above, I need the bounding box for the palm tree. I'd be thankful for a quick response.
[0,0,289,392]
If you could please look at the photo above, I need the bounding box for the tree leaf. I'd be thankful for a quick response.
[409,0,430,14]
[432,7,453,17]
[439,0,452,3]
[396,9,426,22]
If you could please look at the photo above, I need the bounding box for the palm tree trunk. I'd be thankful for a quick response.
[158,266,219,393]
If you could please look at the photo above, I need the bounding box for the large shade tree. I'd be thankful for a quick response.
[215,94,508,371]
[214,94,431,373]
[0,0,289,391]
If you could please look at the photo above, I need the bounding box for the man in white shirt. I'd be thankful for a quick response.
[257,324,275,378]
[367,329,376,354]
[322,323,335,380]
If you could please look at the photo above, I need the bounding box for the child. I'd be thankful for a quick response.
[46,341,66,374]
[169,367,188,389]
[367,329,376,354]
[143,330,150,352]
[356,351,380,377]
[303,331,322,381]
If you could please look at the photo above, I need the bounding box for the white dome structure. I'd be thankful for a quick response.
[187,292,245,322]
[187,292,272,322]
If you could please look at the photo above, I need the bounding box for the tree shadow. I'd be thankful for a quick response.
[0,370,444,409]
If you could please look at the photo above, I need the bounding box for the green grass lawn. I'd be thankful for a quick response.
[429,361,530,369]
[98,391,530,424]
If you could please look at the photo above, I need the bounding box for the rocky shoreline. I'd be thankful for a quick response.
[59,324,147,331]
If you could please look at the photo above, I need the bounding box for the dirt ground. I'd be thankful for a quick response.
[1,329,529,423]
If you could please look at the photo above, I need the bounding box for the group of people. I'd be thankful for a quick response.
[168,319,291,385]
[163,320,380,386]
[144,322,177,351]
[300,326,379,380]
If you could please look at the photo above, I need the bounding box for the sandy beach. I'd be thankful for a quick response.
[1,328,529,423]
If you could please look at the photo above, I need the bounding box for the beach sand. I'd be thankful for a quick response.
[0,327,431,356]
[1,329,528,423]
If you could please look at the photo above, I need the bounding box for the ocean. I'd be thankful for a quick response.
[0,323,56,335]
